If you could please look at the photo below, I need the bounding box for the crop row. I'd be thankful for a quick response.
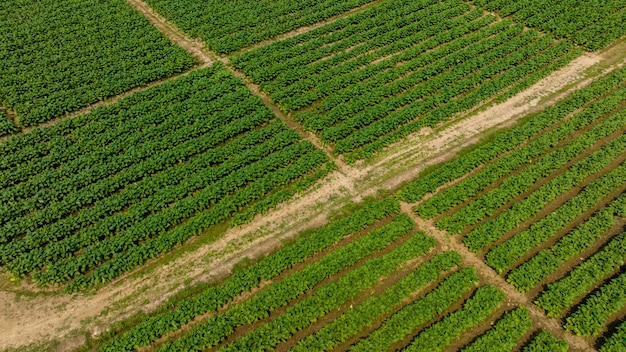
[100,198,400,351]
[537,229,626,317]
[0,109,17,137]
[463,131,626,253]
[64,147,329,292]
[350,267,479,351]
[486,160,626,273]
[403,285,504,352]
[289,251,461,352]
[461,307,532,352]
[0,0,195,125]
[522,331,569,352]
[397,66,626,203]
[219,224,433,351]
[565,271,626,336]
[158,216,426,351]
[472,0,626,50]
[233,0,579,160]
[600,322,626,352]
[144,0,379,53]
[0,66,331,290]
[416,86,626,219]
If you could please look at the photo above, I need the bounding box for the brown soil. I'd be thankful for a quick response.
[402,202,594,351]
[1,1,625,350]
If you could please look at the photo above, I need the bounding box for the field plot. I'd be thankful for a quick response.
[143,0,377,54]
[232,0,581,161]
[0,108,17,138]
[400,66,626,343]
[0,64,332,292]
[96,198,565,352]
[472,0,626,51]
[0,0,196,127]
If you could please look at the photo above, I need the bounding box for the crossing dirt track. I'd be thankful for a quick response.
[1,0,626,351]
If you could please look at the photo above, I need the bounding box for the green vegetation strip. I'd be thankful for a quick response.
[465,131,626,253]
[443,104,626,236]
[99,198,399,351]
[403,285,504,352]
[537,230,626,317]
[507,193,626,291]
[486,160,626,272]
[416,86,626,219]
[461,307,532,352]
[522,330,569,352]
[565,271,626,336]
[600,322,626,352]
[397,66,626,203]
[158,216,428,351]
[219,224,437,351]
[350,267,479,351]
[0,0,195,125]
[289,251,462,352]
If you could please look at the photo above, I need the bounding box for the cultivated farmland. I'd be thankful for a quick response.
[0,65,331,292]
[1,0,625,350]
[472,0,626,51]
[0,0,196,128]
[97,199,568,352]
[400,66,626,348]
[232,0,581,161]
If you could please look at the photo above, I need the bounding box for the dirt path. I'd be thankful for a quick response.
[400,203,593,351]
[2,3,626,350]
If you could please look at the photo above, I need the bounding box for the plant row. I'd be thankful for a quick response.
[472,0,626,50]
[289,251,462,351]
[461,307,532,352]
[486,160,626,272]
[397,67,626,203]
[403,285,504,352]
[464,131,626,253]
[145,0,381,53]
[350,267,479,351]
[0,0,195,125]
[219,224,433,352]
[536,229,626,317]
[522,330,569,352]
[234,0,580,160]
[416,86,626,219]
[441,105,626,236]
[158,216,427,351]
[100,198,400,351]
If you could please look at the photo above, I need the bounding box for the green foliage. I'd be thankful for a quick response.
[403,285,504,352]
[522,330,569,352]
[0,109,18,137]
[600,321,626,352]
[0,0,195,126]
[350,267,480,351]
[416,86,626,220]
[290,251,462,352]
[537,231,626,317]
[233,0,579,160]
[486,160,626,272]
[397,66,626,203]
[100,198,400,351]
[461,307,532,352]
[220,220,429,352]
[144,0,376,54]
[565,272,626,336]
[0,65,329,291]
[472,0,626,50]
[158,216,428,351]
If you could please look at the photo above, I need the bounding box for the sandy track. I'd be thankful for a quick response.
[2,1,626,349]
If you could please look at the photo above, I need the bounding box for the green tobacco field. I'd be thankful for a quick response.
[0,0,625,351]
